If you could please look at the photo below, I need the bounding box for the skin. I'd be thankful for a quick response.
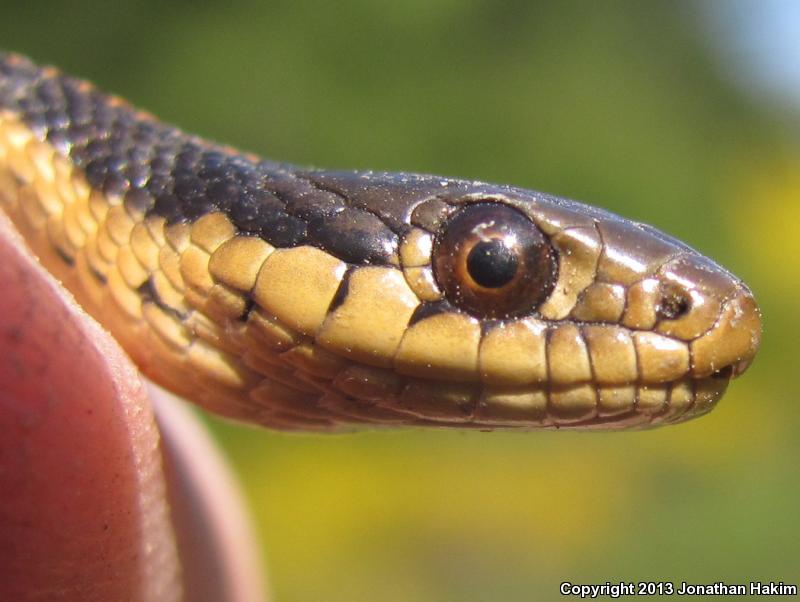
[0,212,266,602]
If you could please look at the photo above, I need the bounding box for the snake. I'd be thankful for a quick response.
[0,52,761,431]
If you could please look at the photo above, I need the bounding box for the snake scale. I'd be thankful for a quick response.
[0,52,761,431]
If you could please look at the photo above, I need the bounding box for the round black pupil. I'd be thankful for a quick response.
[466,240,518,288]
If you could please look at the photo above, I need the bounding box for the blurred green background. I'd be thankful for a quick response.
[2,1,797,600]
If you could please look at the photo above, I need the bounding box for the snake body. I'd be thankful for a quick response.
[0,53,761,431]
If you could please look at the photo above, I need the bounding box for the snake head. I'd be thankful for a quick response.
[0,53,760,431]
[281,173,762,430]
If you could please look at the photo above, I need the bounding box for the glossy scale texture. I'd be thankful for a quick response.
[0,52,761,430]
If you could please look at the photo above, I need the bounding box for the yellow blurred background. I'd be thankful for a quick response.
[2,1,797,599]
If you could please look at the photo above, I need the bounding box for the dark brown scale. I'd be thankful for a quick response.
[307,209,397,264]
[0,53,408,265]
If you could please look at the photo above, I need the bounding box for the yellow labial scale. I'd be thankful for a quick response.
[475,386,548,425]
[104,205,136,246]
[399,228,433,267]
[622,278,659,329]
[165,222,191,253]
[189,211,236,253]
[18,184,47,231]
[245,308,299,352]
[538,226,602,320]
[96,222,120,263]
[180,244,214,294]
[209,236,275,292]
[142,302,192,350]
[667,379,695,418]
[205,283,248,321]
[690,295,761,377]
[25,139,56,185]
[116,244,149,289]
[130,222,161,271]
[63,201,88,249]
[636,384,669,413]
[46,213,76,261]
[151,271,189,314]
[395,380,475,422]
[107,266,143,320]
[632,331,689,382]
[88,190,110,223]
[158,245,185,292]
[597,385,636,416]
[571,282,626,322]
[403,266,442,302]
[332,365,403,401]
[582,325,638,384]
[254,245,347,336]
[318,267,419,367]
[395,312,481,381]
[479,318,548,385]
[280,342,347,380]
[547,323,592,384]
[548,384,598,422]
[187,340,256,390]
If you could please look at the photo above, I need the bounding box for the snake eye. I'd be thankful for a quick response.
[432,202,558,318]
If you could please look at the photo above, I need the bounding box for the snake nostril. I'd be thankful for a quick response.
[656,284,691,320]
[711,365,734,380]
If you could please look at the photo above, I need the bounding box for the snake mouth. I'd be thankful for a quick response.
[712,365,734,380]
[311,369,736,431]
